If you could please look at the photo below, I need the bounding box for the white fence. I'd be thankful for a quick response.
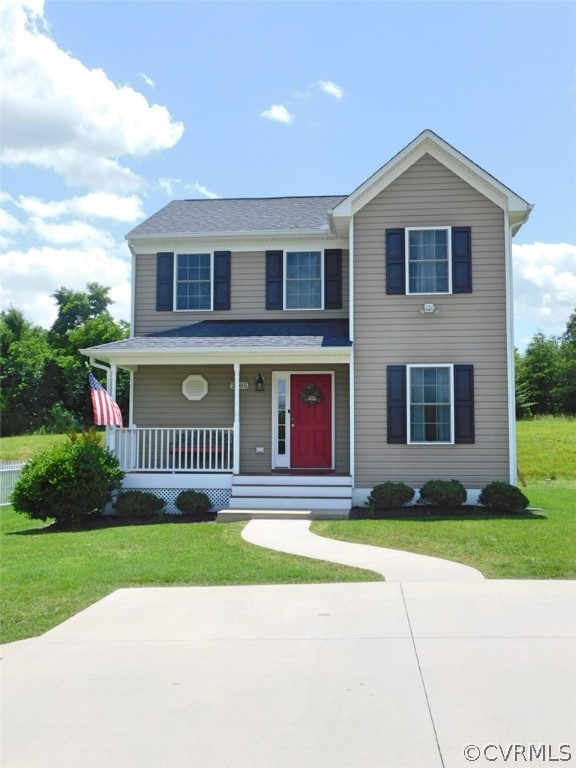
[0,461,27,506]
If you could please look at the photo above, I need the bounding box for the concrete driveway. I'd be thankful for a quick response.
[2,580,575,768]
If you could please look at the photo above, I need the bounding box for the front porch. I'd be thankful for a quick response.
[83,319,355,512]
[112,427,353,513]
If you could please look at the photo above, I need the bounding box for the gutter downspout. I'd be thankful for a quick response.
[348,216,355,491]
[504,212,517,485]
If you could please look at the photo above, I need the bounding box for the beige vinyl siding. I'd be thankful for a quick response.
[133,366,234,428]
[354,153,509,487]
[133,363,350,474]
[134,250,349,335]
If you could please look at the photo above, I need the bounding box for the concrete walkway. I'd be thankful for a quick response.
[242,518,485,581]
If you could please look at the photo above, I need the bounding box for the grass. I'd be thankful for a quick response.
[516,416,576,479]
[0,508,380,644]
[1,418,574,643]
[0,433,94,462]
[311,416,575,580]
[312,481,576,580]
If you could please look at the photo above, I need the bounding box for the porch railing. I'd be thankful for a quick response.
[114,428,234,472]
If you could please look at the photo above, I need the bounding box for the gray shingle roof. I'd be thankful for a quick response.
[86,320,351,353]
[127,196,347,237]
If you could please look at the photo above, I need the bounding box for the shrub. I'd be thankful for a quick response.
[419,479,467,509]
[368,482,415,510]
[175,490,212,516]
[479,481,529,513]
[11,430,124,526]
[114,490,165,518]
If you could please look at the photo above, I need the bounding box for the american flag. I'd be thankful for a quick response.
[89,372,123,428]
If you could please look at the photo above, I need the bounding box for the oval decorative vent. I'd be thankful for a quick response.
[182,375,208,401]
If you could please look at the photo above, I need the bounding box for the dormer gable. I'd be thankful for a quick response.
[329,130,532,237]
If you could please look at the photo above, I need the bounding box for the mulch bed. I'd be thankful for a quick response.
[349,506,542,520]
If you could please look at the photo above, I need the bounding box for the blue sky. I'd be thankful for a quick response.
[1,0,575,349]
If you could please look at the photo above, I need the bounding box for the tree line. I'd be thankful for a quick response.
[1,284,129,436]
[515,308,576,418]
[1,286,574,435]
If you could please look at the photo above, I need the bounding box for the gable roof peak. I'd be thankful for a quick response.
[330,129,532,234]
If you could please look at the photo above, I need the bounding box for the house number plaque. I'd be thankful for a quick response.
[229,382,249,390]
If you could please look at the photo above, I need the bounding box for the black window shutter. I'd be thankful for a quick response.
[266,250,283,310]
[452,227,472,293]
[387,365,407,444]
[213,251,231,310]
[156,252,174,311]
[386,228,406,295]
[454,364,475,443]
[324,249,342,309]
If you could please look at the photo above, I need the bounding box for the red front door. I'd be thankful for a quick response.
[290,374,332,468]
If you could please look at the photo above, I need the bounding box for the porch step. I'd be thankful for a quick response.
[218,509,348,522]
[228,475,353,515]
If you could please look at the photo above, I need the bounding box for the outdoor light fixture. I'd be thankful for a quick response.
[255,373,265,392]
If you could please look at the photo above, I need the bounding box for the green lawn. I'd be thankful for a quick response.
[0,508,379,644]
[0,433,101,461]
[312,481,576,580]
[516,416,576,479]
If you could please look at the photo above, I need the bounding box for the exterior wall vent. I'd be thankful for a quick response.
[182,375,208,401]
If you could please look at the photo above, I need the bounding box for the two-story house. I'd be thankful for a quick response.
[82,130,533,513]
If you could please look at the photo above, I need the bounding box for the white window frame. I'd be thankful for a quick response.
[406,227,452,295]
[407,363,455,445]
[174,252,214,312]
[283,251,324,311]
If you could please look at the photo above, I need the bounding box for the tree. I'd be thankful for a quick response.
[521,332,563,415]
[557,308,576,414]
[49,284,129,426]
[49,282,114,344]
[1,285,130,434]
[0,309,56,435]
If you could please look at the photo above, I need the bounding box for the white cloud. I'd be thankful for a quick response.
[260,104,295,125]
[158,178,180,197]
[0,243,131,327]
[318,80,345,100]
[18,192,145,222]
[189,182,220,200]
[0,0,184,192]
[30,218,115,247]
[513,242,576,344]
[141,73,155,88]
[0,207,25,234]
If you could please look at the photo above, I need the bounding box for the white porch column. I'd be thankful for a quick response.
[233,362,240,474]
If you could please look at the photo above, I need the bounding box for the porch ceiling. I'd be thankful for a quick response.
[81,319,353,368]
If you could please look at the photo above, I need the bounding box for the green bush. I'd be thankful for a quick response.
[419,479,467,509]
[175,490,212,516]
[368,482,415,510]
[479,481,529,513]
[11,430,124,526]
[114,490,165,518]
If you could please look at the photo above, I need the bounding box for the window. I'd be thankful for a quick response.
[285,251,322,309]
[409,365,452,443]
[176,253,212,311]
[265,249,342,311]
[407,228,450,294]
[385,227,471,295]
[387,364,475,445]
